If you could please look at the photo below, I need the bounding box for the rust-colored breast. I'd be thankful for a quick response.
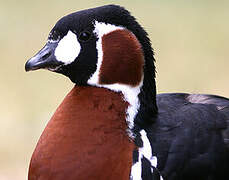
[28,86,134,180]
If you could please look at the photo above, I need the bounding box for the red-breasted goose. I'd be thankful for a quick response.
[25,4,229,180]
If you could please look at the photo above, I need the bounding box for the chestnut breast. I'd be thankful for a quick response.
[28,86,135,180]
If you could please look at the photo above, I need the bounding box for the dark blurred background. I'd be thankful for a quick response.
[1,0,228,179]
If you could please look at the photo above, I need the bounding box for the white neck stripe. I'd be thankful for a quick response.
[88,21,143,138]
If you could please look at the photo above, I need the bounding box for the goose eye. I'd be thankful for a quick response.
[79,31,91,42]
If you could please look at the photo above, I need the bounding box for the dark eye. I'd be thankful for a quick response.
[79,31,91,42]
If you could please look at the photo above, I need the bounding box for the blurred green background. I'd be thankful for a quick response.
[1,0,228,179]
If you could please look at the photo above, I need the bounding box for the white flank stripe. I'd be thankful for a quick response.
[140,130,159,176]
[139,130,152,160]
[139,130,158,167]
[130,153,142,180]
[130,130,162,179]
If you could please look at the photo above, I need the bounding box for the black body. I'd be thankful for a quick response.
[146,93,229,180]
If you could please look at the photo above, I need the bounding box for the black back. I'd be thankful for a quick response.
[144,93,229,180]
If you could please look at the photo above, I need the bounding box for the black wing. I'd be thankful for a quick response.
[186,94,229,146]
[146,93,229,180]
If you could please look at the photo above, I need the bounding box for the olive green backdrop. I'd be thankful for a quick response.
[1,0,228,179]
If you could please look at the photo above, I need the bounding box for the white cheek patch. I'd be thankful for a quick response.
[54,30,81,65]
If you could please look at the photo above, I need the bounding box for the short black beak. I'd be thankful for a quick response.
[25,43,64,72]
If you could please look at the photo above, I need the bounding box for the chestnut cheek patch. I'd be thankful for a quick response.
[99,29,144,86]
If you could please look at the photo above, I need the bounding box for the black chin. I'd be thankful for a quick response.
[54,63,95,86]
